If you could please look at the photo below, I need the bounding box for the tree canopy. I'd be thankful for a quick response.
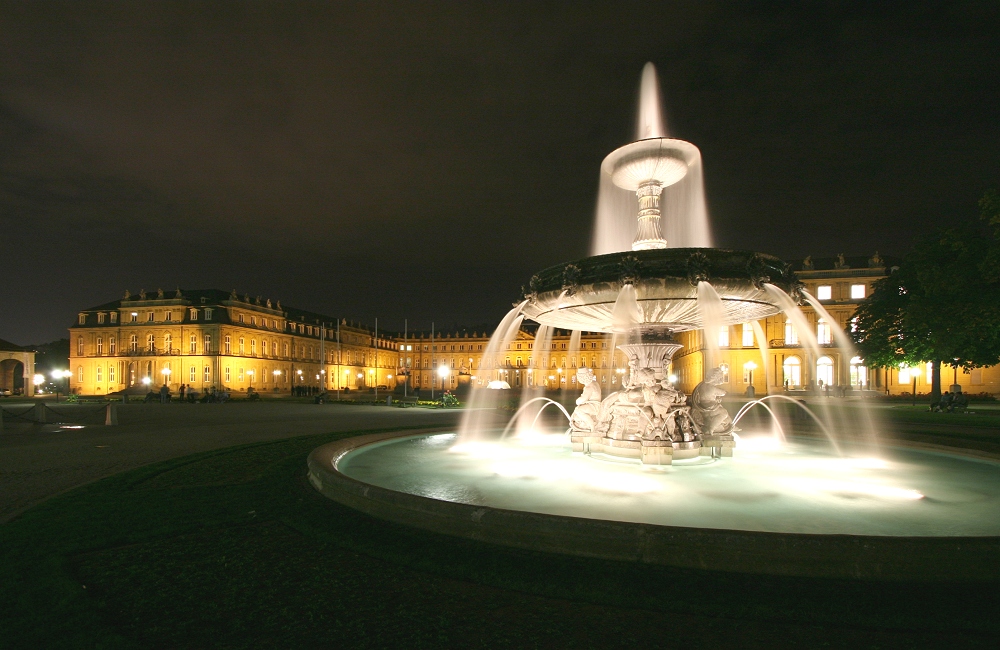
[852,191,1000,389]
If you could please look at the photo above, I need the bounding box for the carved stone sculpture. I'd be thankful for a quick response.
[689,367,733,435]
[570,367,602,434]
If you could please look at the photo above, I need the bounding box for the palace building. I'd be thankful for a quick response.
[69,260,1000,397]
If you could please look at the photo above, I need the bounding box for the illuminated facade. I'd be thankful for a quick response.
[70,266,1000,397]
[69,289,396,395]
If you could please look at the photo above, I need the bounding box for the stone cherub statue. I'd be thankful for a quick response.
[570,367,602,433]
[689,367,734,436]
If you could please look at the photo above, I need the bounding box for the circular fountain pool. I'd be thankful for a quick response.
[336,432,1000,537]
[309,430,1000,580]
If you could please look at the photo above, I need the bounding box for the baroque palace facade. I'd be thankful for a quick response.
[69,258,1000,397]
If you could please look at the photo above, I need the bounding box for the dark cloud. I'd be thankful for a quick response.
[1,1,998,343]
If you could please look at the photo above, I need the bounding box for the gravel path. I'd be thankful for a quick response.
[0,401,465,523]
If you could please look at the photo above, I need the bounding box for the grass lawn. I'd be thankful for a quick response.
[2,419,999,649]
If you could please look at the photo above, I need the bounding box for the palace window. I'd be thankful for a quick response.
[97,338,103,355]
[742,323,754,347]
[283,343,289,357]
[272,341,277,356]
[817,285,832,300]
[850,284,866,299]
[204,308,213,320]
[718,362,730,383]
[147,334,155,351]
[204,366,211,382]
[190,335,197,353]
[784,320,798,345]
[109,365,115,383]
[166,311,173,322]
[190,308,198,320]
[239,314,245,323]
[239,337,245,354]
[97,313,105,324]
[96,366,102,382]
[817,319,832,345]
[77,366,83,382]
[164,334,172,352]
[147,312,155,322]
[189,366,196,382]
[252,316,257,326]
[204,334,212,353]
[816,356,834,387]
[251,339,257,355]
[110,312,117,323]
[718,326,730,348]
[77,336,84,356]
[225,336,232,354]
[109,337,116,355]
[130,335,138,352]
[78,314,86,325]
[225,367,231,382]
[783,356,801,387]
[743,361,756,384]
[238,368,244,382]
[130,312,138,323]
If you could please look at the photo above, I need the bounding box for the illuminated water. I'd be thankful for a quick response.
[338,432,1000,537]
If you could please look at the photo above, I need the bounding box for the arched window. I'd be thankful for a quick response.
[816,356,834,388]
[850,356,867,387]
[784,320,798,345]
[817,319,832,345]
[783,356,801,388]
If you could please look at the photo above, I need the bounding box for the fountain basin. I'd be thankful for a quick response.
[308,430,1000,581]
[521,248,799,332]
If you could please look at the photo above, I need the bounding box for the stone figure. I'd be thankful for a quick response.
[570,367,602,433]
[802,255,813,270]
[157,288,164,298]
[123,289,131,300]
[689,367,734,435]
[834,253,848,269]
[139,289,146,300]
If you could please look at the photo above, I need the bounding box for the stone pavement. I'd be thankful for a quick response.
[0,402,464,523]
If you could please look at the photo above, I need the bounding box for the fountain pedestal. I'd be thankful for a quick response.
[569,332,734,465]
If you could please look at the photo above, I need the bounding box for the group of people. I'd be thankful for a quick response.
[293,385,323,397]
[931,389,968,412]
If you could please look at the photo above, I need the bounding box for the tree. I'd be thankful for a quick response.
[852,192,1000,401]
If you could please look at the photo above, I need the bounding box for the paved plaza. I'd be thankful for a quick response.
[0,401,464,523]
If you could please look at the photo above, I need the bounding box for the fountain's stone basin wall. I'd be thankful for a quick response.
[308,431,1000,582]
[520,248,799,332]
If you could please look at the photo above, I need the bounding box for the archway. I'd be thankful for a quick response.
[0,359,24,395]
[783,356,801,388]
[816,356,834,388]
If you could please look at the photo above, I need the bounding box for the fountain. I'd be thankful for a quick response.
[308,64,1000,580]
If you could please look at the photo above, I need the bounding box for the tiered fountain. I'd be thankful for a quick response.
[308,64,1000,580]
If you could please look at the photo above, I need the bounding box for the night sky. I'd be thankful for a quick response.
[2,2,999,345]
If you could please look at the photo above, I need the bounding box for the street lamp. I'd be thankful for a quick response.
[51,369,71,401]
[437,364,450,394]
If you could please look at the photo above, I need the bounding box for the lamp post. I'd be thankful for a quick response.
[51,369,71,402]
[437,364,450,396]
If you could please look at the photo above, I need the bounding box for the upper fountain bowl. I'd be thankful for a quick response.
[520,248,802,333]
[601,137,700,191]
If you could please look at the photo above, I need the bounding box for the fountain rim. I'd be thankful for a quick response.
[600,136,701,190]
[308,429,1000,582]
